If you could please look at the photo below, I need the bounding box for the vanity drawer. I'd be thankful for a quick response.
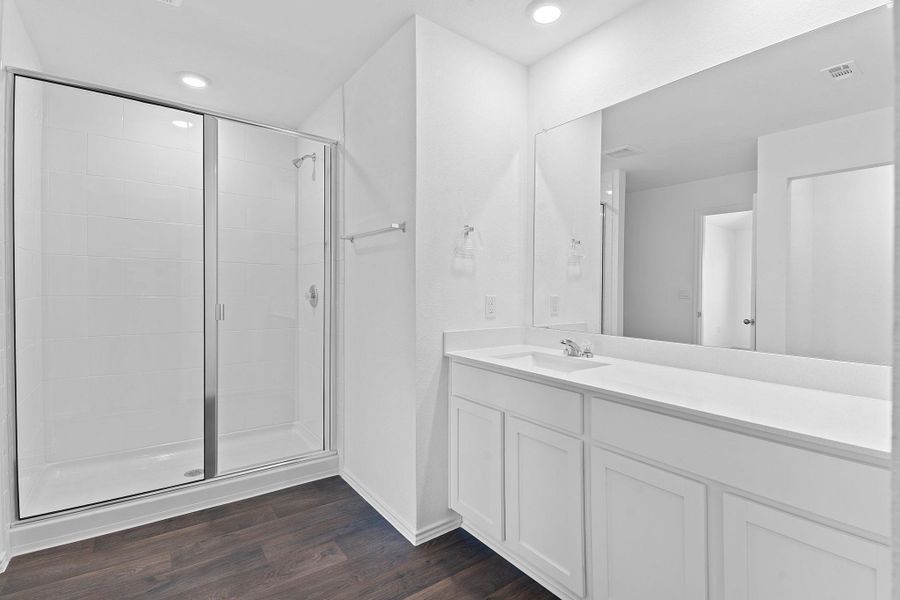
[451,362,583,434]
[590,397,889,537]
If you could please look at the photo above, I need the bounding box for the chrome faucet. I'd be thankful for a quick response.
[560,338,593,358]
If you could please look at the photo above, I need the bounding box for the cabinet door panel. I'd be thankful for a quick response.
[449,396,504,539]
[723,494,889,600]
[506,416,585,597]
[592,448,707,600]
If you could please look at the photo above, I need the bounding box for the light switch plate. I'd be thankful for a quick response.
[550,295,560,317]
[485,295,497,319]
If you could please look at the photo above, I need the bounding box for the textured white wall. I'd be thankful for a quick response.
[413,16,527,531]
[299,17,527,537]
[0,0,41,563]
[339,20,418,532]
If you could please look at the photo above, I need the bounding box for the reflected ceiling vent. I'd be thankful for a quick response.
[821,60,859,81]
[154,0,184,6]
[603,145,642,159]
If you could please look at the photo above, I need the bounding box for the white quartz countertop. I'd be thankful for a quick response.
[446,344,890,462]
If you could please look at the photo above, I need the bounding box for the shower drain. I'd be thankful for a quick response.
[184,469,204,478]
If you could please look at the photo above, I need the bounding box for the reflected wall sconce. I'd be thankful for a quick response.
[455,224,476,258]
[567,238,584,264]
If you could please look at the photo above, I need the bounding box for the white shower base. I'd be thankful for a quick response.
[18,423,322,518]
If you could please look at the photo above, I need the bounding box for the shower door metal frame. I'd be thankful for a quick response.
[4,67,338,522]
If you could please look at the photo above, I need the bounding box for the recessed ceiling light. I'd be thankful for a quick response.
[179,72,209,89]
[529,1,562,24]
[172,120,194,129]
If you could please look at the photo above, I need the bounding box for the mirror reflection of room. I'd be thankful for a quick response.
[533,7,893,365]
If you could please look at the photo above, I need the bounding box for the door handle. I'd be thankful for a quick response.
[743,318,756,326]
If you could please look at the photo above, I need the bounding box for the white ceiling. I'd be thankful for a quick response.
[601,7,893,192]
[14,0,645,129]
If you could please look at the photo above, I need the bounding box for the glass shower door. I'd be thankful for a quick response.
[215,119,326,474]
[13,78,206,517]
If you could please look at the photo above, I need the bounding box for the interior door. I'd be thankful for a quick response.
[696,206,754,350]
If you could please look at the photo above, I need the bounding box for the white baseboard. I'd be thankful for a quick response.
[0,551,9,574]
[340,468,417,544]
[415,514,462,544]
[10,452,339,558]
[339,469,460,545]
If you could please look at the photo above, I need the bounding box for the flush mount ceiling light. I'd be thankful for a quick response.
[528,1,562,24]
[178,72,209,89]
[172,120,194,129]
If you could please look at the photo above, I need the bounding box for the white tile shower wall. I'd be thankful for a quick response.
[298,86,343,462]
[296,136,326,446]
[31,82,205,464]
[216,120,303,436]
[11,75,44,497]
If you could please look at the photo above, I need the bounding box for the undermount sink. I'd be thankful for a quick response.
[492,351,608,374]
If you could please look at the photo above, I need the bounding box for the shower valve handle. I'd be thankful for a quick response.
[305,284,319,308]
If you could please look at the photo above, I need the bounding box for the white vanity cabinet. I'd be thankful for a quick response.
[506,416,585,597]
[447,356,890,600]
[591,448,707,600]
[448,396,504,540]
[449,362,587,599]
[722,494,890,600]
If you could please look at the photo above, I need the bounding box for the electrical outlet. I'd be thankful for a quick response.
[485,295,497,319]
[550,295,560,317]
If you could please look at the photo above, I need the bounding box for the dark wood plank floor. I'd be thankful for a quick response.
[0,476,556,599]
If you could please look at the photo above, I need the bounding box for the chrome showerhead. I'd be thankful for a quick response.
[292,153,316,168]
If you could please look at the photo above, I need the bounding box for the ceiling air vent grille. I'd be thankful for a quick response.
[154,0,184,6]
[821,60,859,81]
[603,145,642,159]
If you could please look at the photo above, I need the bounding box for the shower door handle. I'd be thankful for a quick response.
[743,318,755,326]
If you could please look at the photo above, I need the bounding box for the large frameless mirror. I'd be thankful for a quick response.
[532,6,893,364]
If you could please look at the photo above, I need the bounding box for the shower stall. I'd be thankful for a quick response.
[7,72,334,519]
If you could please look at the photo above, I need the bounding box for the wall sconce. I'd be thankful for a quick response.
[567,238,584,279]
[567,238,584,264]
[455,224,476,258]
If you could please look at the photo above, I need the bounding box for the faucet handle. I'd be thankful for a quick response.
[581,341,594,358]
